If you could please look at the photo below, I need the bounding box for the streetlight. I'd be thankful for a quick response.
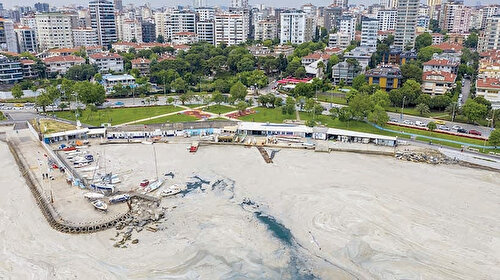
[400,95,407,121]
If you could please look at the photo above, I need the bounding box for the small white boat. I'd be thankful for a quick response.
[109,194,130,204]
[76,145,89,149]
[74,162,91,168]
[160,184,183,197]
[84,192,104,200]
[79,165,99,173]
[142,141,153,145]
[90,183,115,193]
[143,178,164,193]
[91,200,108,211]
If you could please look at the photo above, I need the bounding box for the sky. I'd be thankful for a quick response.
[4,0,499,9]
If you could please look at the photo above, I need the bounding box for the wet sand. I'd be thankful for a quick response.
[0,142,499,279]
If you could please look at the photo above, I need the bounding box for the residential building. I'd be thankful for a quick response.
[102,73,136,92]
[361,17,379,48]
[131,58,150,75]
[301,4,317,17]
[476,77,500,109]
[196,7,215,22]
[122,19,142,43]
[440,2,471,34]
[431,33,444,44]
[380,0,398,9]
[280,11,306,44]
[421,70,456,95]
[394,0,419,49]
[273,45,294,57]
[0,55,23,84]
[72,27,98,47]
[305,58,327,78]
[215,12,249,46]
[331,0,348,9]
[480,5,500,29]
[339,15,357,42]
[34,2,50,13]
[196,21,215,45]
[332,61,359,85]
[230,0,248,9]
[35,13,75,51]
[417,15,430,29]
[114,0,123,12]
[42,55,85,75]
[301,52,331,66]
[377,9,397,31]
[89,52,123,73]
[19,59,38,79]
[366,64,402,90]
[254,19,278,41]
[479,62,500,79]
[324,6,342,33]
[478,15,500,52]
[14,25,37,53]
[170,11,196,36]
[0,18,18,53]
[344,46,376,70]
[141,21,156,43]
[89,0,117,47]
[154,12,169,40]
[423,58,459,73]
[193,0,207,8]
[172,32,197,45]
[432,42,463,54]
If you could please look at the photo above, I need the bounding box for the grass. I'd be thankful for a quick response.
[238,107,296,123]
[138,113,199,124]
[386,124,487,146]
[34,119,76,134]
[385,106,446,118]
[0,111,6,121]
[0,97,37,103]
[316,94,348,105]
[210,117,230,121]
[202,104,235,114]
[183,103,206,108]
[53,105,182,126]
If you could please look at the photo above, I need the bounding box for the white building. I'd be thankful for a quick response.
[35,13,75,51]
[377,9,397,31]
[72,27,98,47]
[196,7,215,22]
[254,19,278,41]
[42,55,85,75]
[0,19,17,53]
[14,26,38,53]
[154,12,170,41]
[441,2,471,34]
[122,19,143,43]
[338,15,357,42]
[89,52,124,73]
[193,0,207,8]
[328,32,351,49]
[214,12,249,46]
[361,17,379,48]
[89,0,117,47]
[196,21,215,45]
[394,0,419,49]
[280,11,306,44]
[230,0,248,9]
[479,15,500,52]
[170,11,196,40]
[476,77,500,109]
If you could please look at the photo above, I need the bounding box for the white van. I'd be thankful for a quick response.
[415,121,426,127]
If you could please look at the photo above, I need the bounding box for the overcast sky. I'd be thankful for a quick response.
[4,0,499,9]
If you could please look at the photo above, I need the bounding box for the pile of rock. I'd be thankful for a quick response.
[112,198,168,248]
[395,150,458,165]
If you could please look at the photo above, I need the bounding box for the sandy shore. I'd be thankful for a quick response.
[0,141,499,279]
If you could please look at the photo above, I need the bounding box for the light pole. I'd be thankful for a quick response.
[400,95,407,121]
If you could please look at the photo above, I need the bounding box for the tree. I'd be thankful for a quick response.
[474,96,492,111]
[338,107,354,122]
[370,90,390,107]
[274,97,283,108]
[229,81,247,102]
[415,33,432,50]
[166,97,175,105]
[415,94,432,107]
[368,105,389,126]
[94,73,102,82]
[236,101,248,113]
[73,81,105,105]
[171,77,187,93]
[282,96,296,115]
[417,46,443,62]
[211,91,224,105]
[462,99,488,123]
[236,56,255,72]
[294,66,306,78]
[156,35,165,43]
[416,103,431,116]
[293,82,314,98]
[489,129,500,146]
[65,64,97,81]
[11,85,23,99]
[427,121,437,131]
[401,62,423,83]
[36,92,52,113]
[178,93,192,105]
[464,32,478,49]
[389,79,421,106]
[348,93,374,120]
[352,74,367,90]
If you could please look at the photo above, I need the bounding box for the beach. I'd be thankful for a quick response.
[0,141,499,279]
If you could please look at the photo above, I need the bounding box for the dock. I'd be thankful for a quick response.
[257,146,273,163]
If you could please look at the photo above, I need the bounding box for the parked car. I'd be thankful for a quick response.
[115,101,124,106]
[403,120,413,125]
[415,121,426,127]
[389,118,399,123]
[469,130,482,136]
[435,120,446,125]
[452,125,462,130]
[457,128,468,133]
[438,125,450,131]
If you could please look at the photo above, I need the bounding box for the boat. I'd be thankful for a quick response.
[79,165,99,173]
[62,146,76,152]
[109,194,130,204]
[91,200,108,211]
[90,183,115,193]
[143,178,164,193]
[142,140,153,145]
[160,184,183,197]
[140,179,150,187]
[189,141,199,153]
[74,162,91,168]
[100,173,121,184]
[84,192,105,200]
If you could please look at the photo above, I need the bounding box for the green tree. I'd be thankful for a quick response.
[73,81,105,105]
[282,96,296,115]
[415,33,432,50]
[211,91,224,105]
[427,121,437,131]
[429,95,452,110]
[474,96,492,111]
[338,107,354,122]
[178,93,191,105]
[464,32,478,49]
[293,82,314,98]
[368,105,389,126]
[370,90,390,107]
[236,101,248,113]
[489,129,500,146]
[171,77,187,93]
[462,99,488,123]
[167,96,175,105]
[94,73,102,82]
[294,66,306,78]
[352,74,367,90]
[65,64,97,81]
[348,93,374,120]
[11,85,23,99]
[229,81,247,102]
[35,92,52,112]
[401,62,423,83]
[416,103,431,116]
[417,46,443,62]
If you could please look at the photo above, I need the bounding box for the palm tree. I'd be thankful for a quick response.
[416,103,430,116]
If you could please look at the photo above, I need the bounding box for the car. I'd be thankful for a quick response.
[434,120,446,125]
[469,129,482,136]
[389,118,399,123]
[452,125,462,130]
[115,101,124,106]
[403,120,413,125]
[415,121,426,127]
[457,128,468,133]
[438,125,450,131]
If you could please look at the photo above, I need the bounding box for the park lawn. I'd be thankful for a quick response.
[138,113,198,124]
[202,104,235,114]
[239,107,296,123]
[316,94,348,105]
[0,97,37,103]
[183,103,206,108]
[33,119,76,134]
[209,117,230,121]
[385,106,445,118]
[53,105,182,126]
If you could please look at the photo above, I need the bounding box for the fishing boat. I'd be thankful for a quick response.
[140,179,150,187]
[143,178,164,193]
[84,192,105,200]
[90,183,115,193]
[160,184,183,197]
[109,194,130,204]
[91,200,108,211]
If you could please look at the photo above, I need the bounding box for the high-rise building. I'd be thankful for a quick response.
[35,13,75,50]
[89,0,117,47]
[254,18,278,41]
[141,21,156,43]
[301,4,317,17]
[154,12,169,41]
[479,15,500,52]
[72,27,98,47]
[440,1,471,34]
[361,17,379,48]
[215,12,249,46]
[122,19,142,43]
[394,0,418,49]
[380,0,398,9]
[14,26,38,53]
[196,7,215,22]
[0,18,18,53]
[196,21,214,45]
[280,11,307,44]
[331,0,348,9]
[230,0,248,9]
[324,6,342,32]
[339,15,356,41]
[480,5,500,29]
[170,11,196,36]
[193,0,207,8]
[114,0,123,12]
[34,2,49,13]
[377,9,397,31]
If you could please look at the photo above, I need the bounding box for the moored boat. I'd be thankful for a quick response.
[90,183,115,193]
[143,178,164,193]
[91,200,108,211]
[109,194,130,204]
[160,184,183,197]
[84,192,105,200]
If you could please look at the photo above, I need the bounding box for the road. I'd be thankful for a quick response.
[460,77,471,106]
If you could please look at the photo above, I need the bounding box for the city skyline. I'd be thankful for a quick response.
[4,0,499,9]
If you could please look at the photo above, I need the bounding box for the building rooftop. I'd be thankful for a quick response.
[422,71,457,83]
[102,74,135,81]
[89,53,122,60]
[423,59,459,67]
[365,64,402,77]
[42,55,85,63]
[431,42,463,53]
[131,58,151,64]
[476,78,500,90]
